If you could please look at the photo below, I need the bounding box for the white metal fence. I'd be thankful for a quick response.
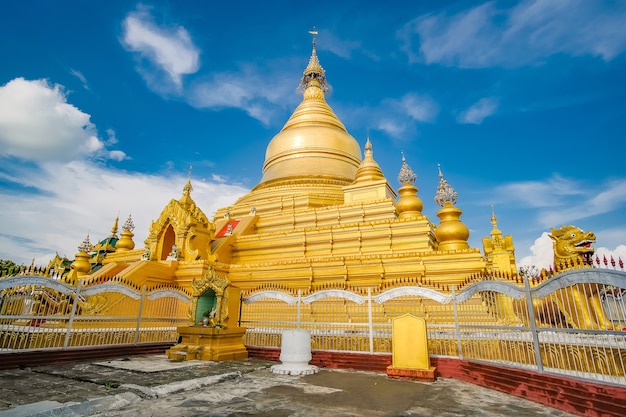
[241,268,626,386]
[0,276,190,351]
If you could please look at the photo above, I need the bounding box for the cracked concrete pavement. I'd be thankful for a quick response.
[0,355,578,417]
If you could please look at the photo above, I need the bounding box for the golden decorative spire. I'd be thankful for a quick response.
[180,165,194,207]
[396,152,423,218]
[397,152,417,185]
[122,214,135,232]
[490,205,499,230]
[116,214,136,251]
[298,26,328,93]
[72,234,92,276]
[434,164,458,207]
[78,234,91,253]
[110,216,119,238]
[489,204,503,246]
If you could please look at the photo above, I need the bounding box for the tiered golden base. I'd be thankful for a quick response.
[165,326,248,362]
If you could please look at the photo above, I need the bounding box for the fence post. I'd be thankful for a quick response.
[297,289,301,329]
[524,277,543,373]
[368,287,374,354]
[63,279,82,349]
[451,285,463,360]
[238,293,243,327]
[134,286,146,344]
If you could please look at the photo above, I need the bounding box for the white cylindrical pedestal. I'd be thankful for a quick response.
[271,329,319,375]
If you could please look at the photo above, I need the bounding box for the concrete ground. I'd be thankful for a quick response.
[0,355,578,417]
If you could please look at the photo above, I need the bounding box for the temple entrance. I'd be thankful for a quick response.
[160,225,176,260]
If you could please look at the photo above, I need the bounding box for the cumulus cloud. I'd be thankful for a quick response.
[0,78,121,162]
[121,6,200,92]
[398,0,626,68]
[518,232,554,270]
[0,160,249,265]
[458,97,499,124]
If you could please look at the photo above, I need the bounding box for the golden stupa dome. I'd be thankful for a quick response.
[257,38,361,188]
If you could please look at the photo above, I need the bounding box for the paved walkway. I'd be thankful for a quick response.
[0,355,578,417]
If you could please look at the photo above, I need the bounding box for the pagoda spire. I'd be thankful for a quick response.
[397,152,417,185]
[434,164,458,207]
[434,165,469,251]
[72,234,92,276]
[298,26,328,94]
[110,215,119,238]
[116,214,136,251]
[395,152,423,218]
[180,165,194,207]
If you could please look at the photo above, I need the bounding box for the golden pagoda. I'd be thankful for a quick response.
[90,34,516,299]
[34,35,521,360]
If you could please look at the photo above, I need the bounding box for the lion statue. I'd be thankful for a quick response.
[514,225,610,330]
[550,225,596,269]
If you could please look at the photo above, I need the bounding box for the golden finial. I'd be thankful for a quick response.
[491,204,497,228]
[397,152,417,185]
[434,164,458,207]
[299,26,328,93]
[110,215,119,238]
[309,26,318,48]
[122,214,135,232]
[183,165,193,197]
[78,234,92,253]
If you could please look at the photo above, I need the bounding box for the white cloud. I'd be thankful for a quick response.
[496,176,626,270]
[538,178,626,228]
[188,63,297,126]
[458,97,499,124]
[394,93,439,123]
[121,7,200,92]
[376,118,409,139]
[69,68,89,90]
[0,78,119,162]
[319,32,361,59]
[595,245,626,267]
[518,232,554,270]
[399,0,626,68]
[372,93,438,139]
[108,150,128,161]
[0,161,249,266]
[495,174,584,208]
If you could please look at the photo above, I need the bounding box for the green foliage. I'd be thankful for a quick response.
[0,259,19,277]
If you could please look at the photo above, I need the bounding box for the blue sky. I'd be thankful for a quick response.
[1,0,625,269]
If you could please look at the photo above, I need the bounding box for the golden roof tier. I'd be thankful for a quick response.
[236,36,362,207]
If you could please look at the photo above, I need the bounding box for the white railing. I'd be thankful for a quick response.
[0,276,190,351]
[241,268,626,386]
